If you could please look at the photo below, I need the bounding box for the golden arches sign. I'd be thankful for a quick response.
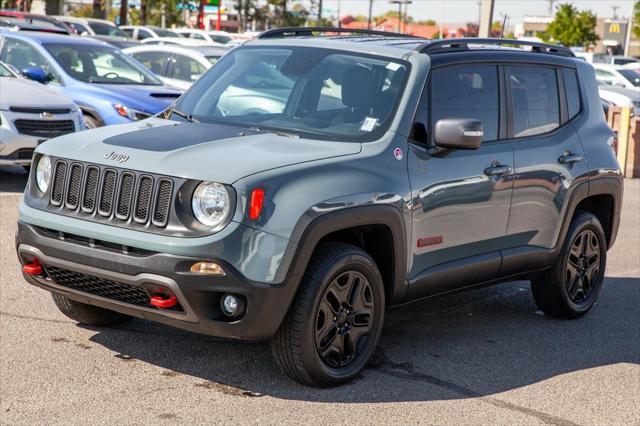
[609,23,621,34]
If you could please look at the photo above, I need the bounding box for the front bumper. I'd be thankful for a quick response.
[0,129,40,166]
[16,222,298,341]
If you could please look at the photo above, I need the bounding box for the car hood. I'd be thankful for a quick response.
[0,77,75,110]
[79,83,182,114]
[37,118,362,183]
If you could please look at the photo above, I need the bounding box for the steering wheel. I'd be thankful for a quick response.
[103,72,120,79]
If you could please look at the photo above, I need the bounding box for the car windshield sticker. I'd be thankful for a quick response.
[386,62,401,71]
[361,117,378,132]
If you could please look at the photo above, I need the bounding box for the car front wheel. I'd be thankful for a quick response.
[271,242,385,387]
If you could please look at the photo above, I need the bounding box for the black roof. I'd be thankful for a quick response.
[257,27,575,58]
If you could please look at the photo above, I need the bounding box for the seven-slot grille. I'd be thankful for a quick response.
[49,160,174,228]
[14,119,75,139]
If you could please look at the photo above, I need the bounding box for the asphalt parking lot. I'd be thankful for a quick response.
[1,165,638,425]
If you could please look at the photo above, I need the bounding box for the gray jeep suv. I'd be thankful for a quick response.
[16,29,623,387]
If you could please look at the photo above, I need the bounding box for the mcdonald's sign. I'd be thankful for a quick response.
[609,23,621,34]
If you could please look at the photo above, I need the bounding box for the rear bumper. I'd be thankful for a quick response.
[16,222,298,341]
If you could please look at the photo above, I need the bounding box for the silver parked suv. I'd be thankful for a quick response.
[0,61,83,168]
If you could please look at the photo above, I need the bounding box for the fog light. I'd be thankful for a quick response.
[220,294,245,318]
[190,262,225,275]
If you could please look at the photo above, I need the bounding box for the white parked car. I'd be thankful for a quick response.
[598,85,640,115]
[592,63,640,90]
[174,28,234,45]
[123,44,229,90]
[54,16,137,48]
[140,36,221,47]
[0,61,83,169]
[119,25,179,41]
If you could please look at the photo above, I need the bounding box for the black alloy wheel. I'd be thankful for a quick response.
[314,270,374,368]
[565,229,600,304]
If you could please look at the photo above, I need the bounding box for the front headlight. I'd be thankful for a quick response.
[35,155,52,193]
[192,182,231,228]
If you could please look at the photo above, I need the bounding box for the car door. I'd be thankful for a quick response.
[0,37,61,85]
[407,64,514,300]
[502,65,590,270]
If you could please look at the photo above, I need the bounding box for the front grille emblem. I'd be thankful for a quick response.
[104,151,130,163]
[40,112,55,120]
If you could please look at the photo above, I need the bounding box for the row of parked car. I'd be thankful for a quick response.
[0,11,250,168]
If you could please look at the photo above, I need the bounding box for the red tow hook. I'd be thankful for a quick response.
[22,259,43,276]
[150,294,178,309]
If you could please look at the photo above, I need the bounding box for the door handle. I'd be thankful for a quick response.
[484,164,512,176]
[558,152,584,164]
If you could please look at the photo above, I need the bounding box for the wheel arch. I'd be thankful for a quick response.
[282,205,408,305]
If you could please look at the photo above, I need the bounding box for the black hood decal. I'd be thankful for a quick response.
[103,122,259,152]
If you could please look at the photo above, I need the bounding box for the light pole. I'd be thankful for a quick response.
[367,0,373,29]
[389,0,410,33]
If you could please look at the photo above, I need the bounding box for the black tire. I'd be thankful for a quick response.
[82,114,99,129]
[531,212,607,319]
[271,242,385,387]
[51,293,132,326]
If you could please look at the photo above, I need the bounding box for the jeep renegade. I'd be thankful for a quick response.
[16,29,623,387]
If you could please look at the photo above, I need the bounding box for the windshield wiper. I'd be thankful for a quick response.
[249,126,299,139]
[171,108,199,123]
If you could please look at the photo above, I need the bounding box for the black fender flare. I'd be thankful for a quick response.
[279,204,408,305]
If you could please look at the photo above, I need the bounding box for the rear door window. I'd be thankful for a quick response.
[508,66,559,137]
[431,65,500,141]
[131,51,170,77]
[562,69,581,120]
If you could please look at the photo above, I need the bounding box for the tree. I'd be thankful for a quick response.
[540,3,598,48]
[418,19,436,26]
[633,1,640,39]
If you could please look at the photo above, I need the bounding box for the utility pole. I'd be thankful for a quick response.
[367,0,373,29]
[403,0,411,34]
[389,0,402,32]
[318,0,323,22]
[611,5,619,19]
[478,0,494,38]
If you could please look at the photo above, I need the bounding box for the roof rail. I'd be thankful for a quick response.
[258,26,424,40]
[416,38,575,57]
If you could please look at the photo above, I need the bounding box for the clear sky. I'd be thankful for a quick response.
[315,0,636,25]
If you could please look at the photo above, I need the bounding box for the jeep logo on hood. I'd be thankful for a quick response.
[104,152,130,163]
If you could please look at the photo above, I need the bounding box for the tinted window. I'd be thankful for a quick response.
[132,51,169,77]
[562,69,581,119]
[431,65,499,141]
[138,29,151,40]
[69,22,90,34]
[618,69,640,87]
[509,66,559,137]
[89,22,126,37]
[0,38,60,83]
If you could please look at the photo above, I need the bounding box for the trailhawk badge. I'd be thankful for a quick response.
[104,152,130,163]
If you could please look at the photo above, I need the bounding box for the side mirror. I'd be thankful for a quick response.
[22,67,48,84]
[433,118,483,150]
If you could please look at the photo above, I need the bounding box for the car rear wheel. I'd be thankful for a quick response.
[531,212,607,319]
[52,293,132,326]
[271,243,385,387]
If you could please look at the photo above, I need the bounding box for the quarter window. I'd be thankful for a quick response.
[431,65,499,141]
[132,51,169,77]
[562,69,581,120]
[509,66,559,137]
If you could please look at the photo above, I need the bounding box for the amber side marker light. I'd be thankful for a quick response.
[190,262,226,276]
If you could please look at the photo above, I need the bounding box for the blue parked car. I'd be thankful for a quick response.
[0,30,182,128]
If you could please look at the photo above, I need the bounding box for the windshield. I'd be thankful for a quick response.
[208,33,232,44]
[45,43,162,85]
[173,47,408,141]
[152,27,178,37]
[206,55,221,64]
[619,69,640,87]
[89,22,127,37]
[0,62,15,77]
